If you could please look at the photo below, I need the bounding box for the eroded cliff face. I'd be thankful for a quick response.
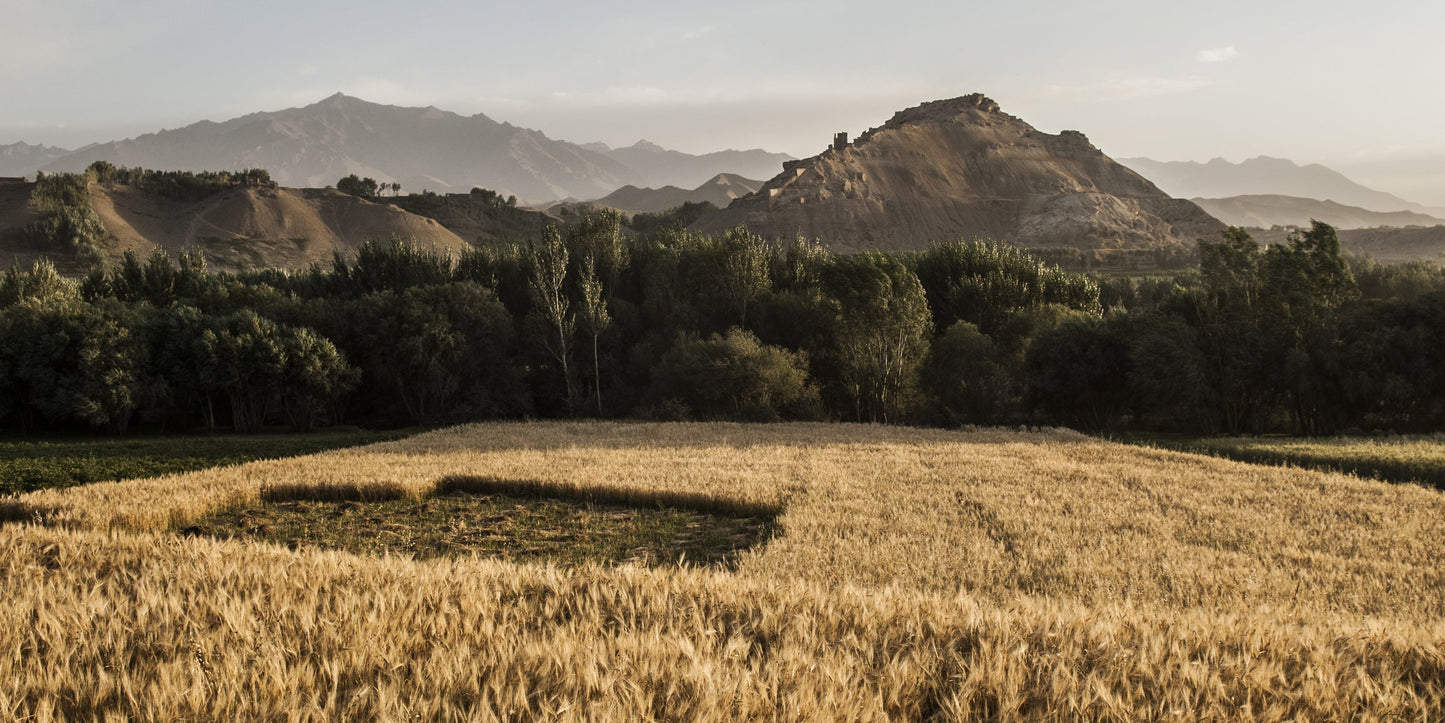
[693,94,1223,252]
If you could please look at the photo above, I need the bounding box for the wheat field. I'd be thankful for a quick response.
[4,422,1444,720]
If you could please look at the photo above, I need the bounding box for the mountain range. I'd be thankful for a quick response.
[1117,156,1424,214]
[29,94,793,204]
[587,142,788,193]
[594,173,764,214]
[694,94,1223,252]
[5,93,1444,268]
[1190,195,1444,230]
[0,142,70,178]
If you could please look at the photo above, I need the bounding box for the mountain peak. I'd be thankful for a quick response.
[626,140,668,153]
[694,95,1221,251]
[884,94,1003,128]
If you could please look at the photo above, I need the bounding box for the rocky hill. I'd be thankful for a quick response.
[1119,156,1421,213]
[693,95,1223,252]
[1193,195,1445,230]
[594,173,763,213]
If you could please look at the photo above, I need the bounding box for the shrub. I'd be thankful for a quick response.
[652,328,820,421]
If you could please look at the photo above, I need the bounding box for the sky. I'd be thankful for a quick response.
[3,0,1444,204]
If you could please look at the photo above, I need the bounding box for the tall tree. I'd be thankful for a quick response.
[576,255,610,416]
[529,226,578,414]
[820,252,932,423]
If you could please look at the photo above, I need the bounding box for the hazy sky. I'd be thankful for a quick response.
[4,0,1444,203]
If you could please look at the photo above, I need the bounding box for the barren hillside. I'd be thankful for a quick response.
[88,184,471,270]
[693,95,1224,252]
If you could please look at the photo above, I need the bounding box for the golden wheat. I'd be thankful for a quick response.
[5,421,1444,720]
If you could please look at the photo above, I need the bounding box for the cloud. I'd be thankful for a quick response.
[1196,46,1238,64]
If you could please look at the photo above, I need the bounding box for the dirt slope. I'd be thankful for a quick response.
[693,94,1224,252]
[89,184,471,270]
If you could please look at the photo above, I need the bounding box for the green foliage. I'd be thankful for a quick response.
[30,172,91,212]
[2,217,1441,437]
[529,226,578,414]
[0,430,408,494]
[23,173,106,264]
[820,252,932,423]
[390,189,543,245]
[0,296,143,433]
[921,322,1013,425]
[627,201,719,236]
[329,238,454,296]
[336,174,380,197]
[96,163,273,202]
[1348,255,1445,301]
[910,240,1102,332]
[1026,317,1133,430]
[1,259,77,308]
[652,328,819,421]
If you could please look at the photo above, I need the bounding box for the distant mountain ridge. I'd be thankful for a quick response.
[1191,195,1445,230]
[1119,156,1422,213]
[0,142,71,178]
[594,173,764,213]
[595,142,790,192]
[35,94,792,204]
[693,94,1223,252]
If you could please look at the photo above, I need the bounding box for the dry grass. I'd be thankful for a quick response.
[5,421,1445,719]
[1175,433,1445,489]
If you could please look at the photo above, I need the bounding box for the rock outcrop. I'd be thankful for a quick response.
[693,94,1224,252]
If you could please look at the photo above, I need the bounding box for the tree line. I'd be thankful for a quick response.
[2,212,1443,436]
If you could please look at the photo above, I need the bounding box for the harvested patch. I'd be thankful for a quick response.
[184,490,775,568]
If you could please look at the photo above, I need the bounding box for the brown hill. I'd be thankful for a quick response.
[692,94,1224,252]
[87,184,471,270]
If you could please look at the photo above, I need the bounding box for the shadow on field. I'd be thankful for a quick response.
[182,476,781,569]
[0,500,58,526]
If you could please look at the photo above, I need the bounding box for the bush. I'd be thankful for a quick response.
[652,328,820,421]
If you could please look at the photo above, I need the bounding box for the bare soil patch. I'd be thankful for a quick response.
[183,490,775,568]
